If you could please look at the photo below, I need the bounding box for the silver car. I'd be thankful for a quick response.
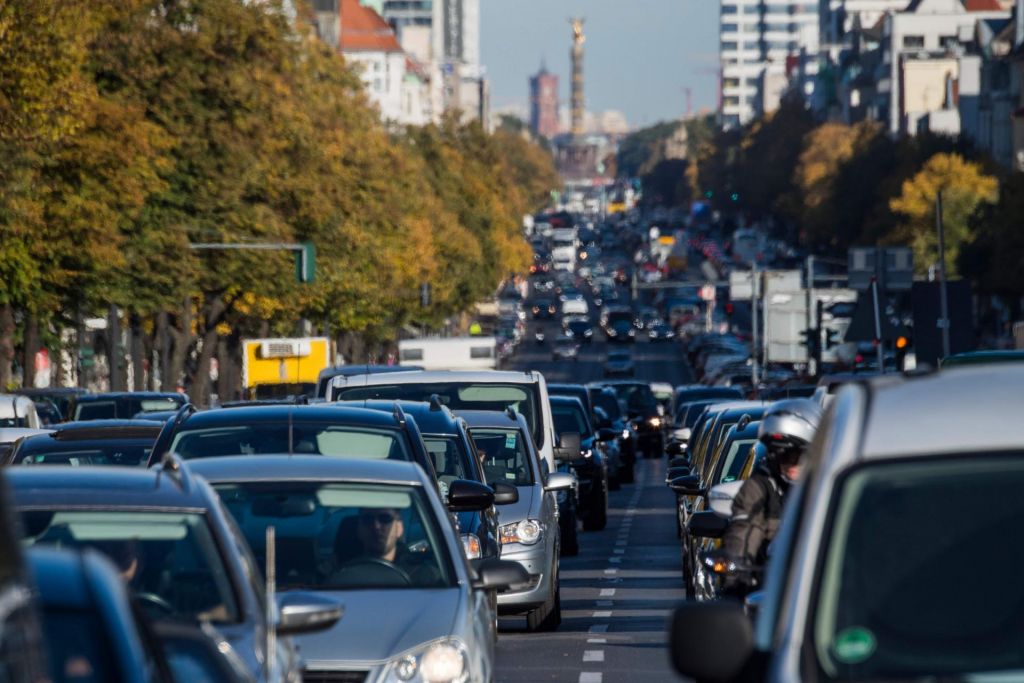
[672,365,1024,682]
[460,410,574,632]
[191,455,528,683]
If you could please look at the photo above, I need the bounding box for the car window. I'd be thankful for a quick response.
[214,483,454,590]
[590,392,622,420]
[335,382,543,448]
[15,443,152,467]
[812,455,1024,681]
[470,428,534,486]
[716,438,758,483]
[137,398,182,413]
[74,402,117,421]
[169,423,410,460]
[551,404,590,437]
[423,436,473,496]
[20,511,239,624]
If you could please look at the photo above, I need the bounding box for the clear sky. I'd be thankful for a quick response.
[480,0,719,130]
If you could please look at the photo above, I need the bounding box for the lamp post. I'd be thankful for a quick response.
[936,190,951,359]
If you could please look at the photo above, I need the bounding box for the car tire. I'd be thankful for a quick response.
[527,571,561,632]
[560,511,579,556]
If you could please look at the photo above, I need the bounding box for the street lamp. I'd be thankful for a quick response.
[935,190,950,359]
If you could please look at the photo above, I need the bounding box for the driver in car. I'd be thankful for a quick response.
[330,508,442,586]
[357,508,405,563]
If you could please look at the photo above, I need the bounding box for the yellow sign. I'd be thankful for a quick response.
[608,202,627,214]
[657,235,676,246]
[242,337,331,390]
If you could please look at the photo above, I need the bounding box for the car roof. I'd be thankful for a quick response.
[74,392,183,401]
[859,365,1024,459]
[177,404,404,429]
[940,350,1024,367]
[7,465,214,510]
[331,370,541,387]
[337,399,459,434]
[186,455,429,486]
[457,409,524,429]
[317,364,424,380]
[47,420,164,439]
[550,395,585,409]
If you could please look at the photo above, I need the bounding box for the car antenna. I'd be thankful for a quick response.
[505,406,517,420]
[429,394,444,411]
[288,408,293,456]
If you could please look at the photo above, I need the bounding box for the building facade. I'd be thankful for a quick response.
[720,0,821,128]
[529,67,559,139]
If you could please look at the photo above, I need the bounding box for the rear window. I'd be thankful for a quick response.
[471,428,534,487]
[169,422,410,460]
[74,402,117,421]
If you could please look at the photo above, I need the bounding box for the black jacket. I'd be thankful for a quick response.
[722,465,784,565]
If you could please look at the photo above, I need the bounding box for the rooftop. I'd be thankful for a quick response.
[186,455,427,486]
[340,0,403,53]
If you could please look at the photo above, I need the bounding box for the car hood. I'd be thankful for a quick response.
[495,485,536,526]
[296,588,461,667]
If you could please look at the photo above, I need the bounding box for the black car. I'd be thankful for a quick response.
[5,419,163,466]
[603,307,637,343]
[596,381,665,458]
[340,399,516,568]
[69,392,187,421]
[550,396,610,531]
[562,317,594,343]
[588,386,636,483]
[14,387,88,422]
[646,319,676,342]
[10,462,340,683]
[147,404,439,485]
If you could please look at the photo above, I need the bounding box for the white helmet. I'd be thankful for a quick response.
[757,398,822,453]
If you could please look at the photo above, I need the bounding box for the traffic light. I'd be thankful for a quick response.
[724,302,734,316]
[895,333,911,370]
[730,192,739,202]
[824,328,840,349]
[704,190,713,199]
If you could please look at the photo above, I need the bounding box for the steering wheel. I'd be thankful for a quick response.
[135,591,175,616]
[337,558,412,587]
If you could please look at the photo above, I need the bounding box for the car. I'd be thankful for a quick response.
[327,370,565,478]
[14,387,88,422]
[462,409,574,631]
[191,456,528,683]
[0,427,52,464]
[602,307,637,343]
[10,460,340,683]
[549,396,611,531]
[603,349,635,378]
[530,298,557,319]
[672,365,1024,683]
[315,364,424,400]
[562,316,594,343]
[5,419,163,466]
[596,381,665,458]
[646,319,675,342]
[69,391,187,421]
[552,335,581,361]
[672,385,744,417]
[147,404,439,485]
[588,386,636,483]
[0,394,41,429]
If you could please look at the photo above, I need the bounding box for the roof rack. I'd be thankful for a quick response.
[393,403,407,426]
[505,406,518,420]
[737,414,752,431]
[169,403,197,431]
[428,394,445,412]
[158,452,191,493]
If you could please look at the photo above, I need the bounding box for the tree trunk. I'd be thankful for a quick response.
[21,313,40,388]
[216,329,242,402]
[130,312,146,391]
[188,294,228,407]
[107,305,126,392]
[0,304,15,390]
[166,299,194,393]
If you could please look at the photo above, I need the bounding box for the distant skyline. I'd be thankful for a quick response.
[480,0,718,130]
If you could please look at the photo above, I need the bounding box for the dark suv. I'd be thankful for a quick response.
[69,392,187,421]
[594,381,664,458]
[8,459,340,683]
[550,396,610,531]
[148,404,438,484]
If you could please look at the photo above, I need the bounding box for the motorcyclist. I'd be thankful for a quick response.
[721,398,822,574]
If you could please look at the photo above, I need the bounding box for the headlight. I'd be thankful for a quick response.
[607,329,617,336]
[621,429,631,439]
[582,448,593,459]
[388,638,468,683]
[584,328,593,336]
[500,519,543,545]
[461,533,481,560]
[648,416,662,428]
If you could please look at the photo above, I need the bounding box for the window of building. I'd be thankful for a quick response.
[722,41,739,51]
[721,4,738,14]
[374,78,383,92]
[724,96,740,107]
[722,23,738,32]
[902,35,925,49]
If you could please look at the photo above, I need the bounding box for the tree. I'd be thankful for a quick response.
[888,153,998,278]
[960,172,1024,310]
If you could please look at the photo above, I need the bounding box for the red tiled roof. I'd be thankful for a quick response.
[340,0,402,53]
[963,0,1003,11]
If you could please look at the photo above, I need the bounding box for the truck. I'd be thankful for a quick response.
[397,337,498,371]
[241,337,332,399]
[550,226,578,272]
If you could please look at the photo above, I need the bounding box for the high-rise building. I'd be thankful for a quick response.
[820,0,913,54]
[529,65,559,139]
[719,0,820,128]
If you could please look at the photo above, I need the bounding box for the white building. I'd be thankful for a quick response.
[341,0,430,125]
[879,0,1010,134]
[720,0,821,128]
[821,0,915,54]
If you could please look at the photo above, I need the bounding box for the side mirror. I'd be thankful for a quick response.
[447,479,495,512]
[665,466,691,483]
[668,456,689,469]
[554,431,581,461]
[491,481,520,505]
[669,474,705,497]
[670,602,755,682]
[707,480,745,518]
[276,592,343,636]
[687,510,729,539]
[665,440,686,456]
[472,557,531,591]
[672,427,692,443]
[152,621,253,683]
[596,428,617,443]
[544,471,575,492]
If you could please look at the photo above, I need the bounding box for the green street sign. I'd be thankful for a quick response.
[295,241,316,284]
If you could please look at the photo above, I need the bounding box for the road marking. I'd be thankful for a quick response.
[609,557,622,564]
[593,610,612,618]
[613,548,625,554]
[615,540,627,547]
[583,650,605,663]
[600,588,616,597]
[625,509,636,516]
[603,568,618,575]
[579,673,602,683]
[589,624,609,633]
[588,638,607,644]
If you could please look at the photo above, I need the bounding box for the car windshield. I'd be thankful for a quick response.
[470,428,534,487]
[213,483,453,590]
[813,455,1024,681]
[20,511,238,623]
[551,403,591,438]
[14,441,152,467]
[608,384,657,412]
[590,392,623,420]
[422,435,474,497]
[334,382,542,448]
[168,422,411,460]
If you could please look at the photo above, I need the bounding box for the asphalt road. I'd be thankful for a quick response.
[495,319,691,683]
